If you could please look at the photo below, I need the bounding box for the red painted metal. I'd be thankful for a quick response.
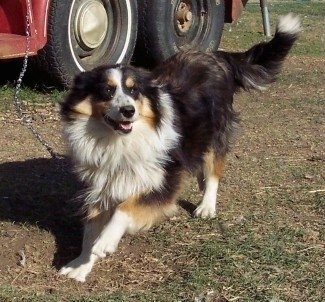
[31,0,50,47]
[0,0,50,59]
[225,0,249,23]
[0,1,25,35]
[0,33,38,59]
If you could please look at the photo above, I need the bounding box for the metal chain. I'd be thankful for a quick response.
[13,0,63,160]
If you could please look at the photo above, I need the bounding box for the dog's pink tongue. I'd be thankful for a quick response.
[120,122,132,131]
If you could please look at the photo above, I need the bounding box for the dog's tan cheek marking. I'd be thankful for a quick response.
[117,196,178,232]
[72,98,93,116]
[137,96,156,129]
[91,102,109,119]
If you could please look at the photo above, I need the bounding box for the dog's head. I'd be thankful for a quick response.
[61,65,161,134]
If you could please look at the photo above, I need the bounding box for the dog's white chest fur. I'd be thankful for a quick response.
[64,95,179,207]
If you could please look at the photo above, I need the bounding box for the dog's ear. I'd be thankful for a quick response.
[70,70,97,94]
[128,67,153,91]
[60,70,97,120]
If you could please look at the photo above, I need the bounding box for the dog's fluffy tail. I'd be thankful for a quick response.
[221,13,301,91]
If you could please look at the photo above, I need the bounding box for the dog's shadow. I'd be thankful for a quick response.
[0,157,83,269]
[0,157,204,270]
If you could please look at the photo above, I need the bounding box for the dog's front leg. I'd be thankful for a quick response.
[92,194,179,256]
[91,209,131,258]
[60,204,132,282]
[60,195,177,282]
[59,209,116,282]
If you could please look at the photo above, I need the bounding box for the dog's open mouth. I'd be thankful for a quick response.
[103,115,133,134]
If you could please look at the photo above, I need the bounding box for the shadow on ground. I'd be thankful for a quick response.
[0,157,83,268]
[0,59,63,90]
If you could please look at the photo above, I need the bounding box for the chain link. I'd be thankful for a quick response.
[13,0,63,160]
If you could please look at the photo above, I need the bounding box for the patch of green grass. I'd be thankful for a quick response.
[105,211,323,302]
[17,86,63,105]
[0,84,15,111]
[279,68,325,85]
[0,83,64,113]
[0,286,59,302]
[312,193,325,214]
[289,96,325,109]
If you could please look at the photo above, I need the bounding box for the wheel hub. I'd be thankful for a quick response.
[176,1,193,34]
[74,0,108,50]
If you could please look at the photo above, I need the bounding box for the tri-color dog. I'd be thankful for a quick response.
[59,14,300,282]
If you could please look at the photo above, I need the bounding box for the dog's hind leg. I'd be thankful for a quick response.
[194,150,226,219]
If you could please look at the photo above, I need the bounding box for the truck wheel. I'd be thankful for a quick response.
[135,0,225,67]
[37,0,137,87]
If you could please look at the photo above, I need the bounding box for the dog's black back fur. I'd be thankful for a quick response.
[151,22,299,169]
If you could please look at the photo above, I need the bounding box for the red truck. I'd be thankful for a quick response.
[0,0,251,87]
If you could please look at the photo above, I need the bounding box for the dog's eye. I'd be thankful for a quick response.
[106,86,116,98]
[129,87,138,96]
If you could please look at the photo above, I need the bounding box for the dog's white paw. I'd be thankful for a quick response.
[194,203,216,219]
[60,264,91,282]
[195,177,218,219]
[59,254,96,282]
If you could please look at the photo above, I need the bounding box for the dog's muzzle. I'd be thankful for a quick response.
[103,105,136,134]
[119,105,135,118]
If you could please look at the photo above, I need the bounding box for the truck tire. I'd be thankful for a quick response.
[37,0,137,87]
[135,0,225,67]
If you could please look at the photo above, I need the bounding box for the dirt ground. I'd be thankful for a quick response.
[0,54,324,301]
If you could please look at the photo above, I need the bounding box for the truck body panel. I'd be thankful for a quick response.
[0,0,48,58]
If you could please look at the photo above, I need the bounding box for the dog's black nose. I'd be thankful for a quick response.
[120,105,135,118]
